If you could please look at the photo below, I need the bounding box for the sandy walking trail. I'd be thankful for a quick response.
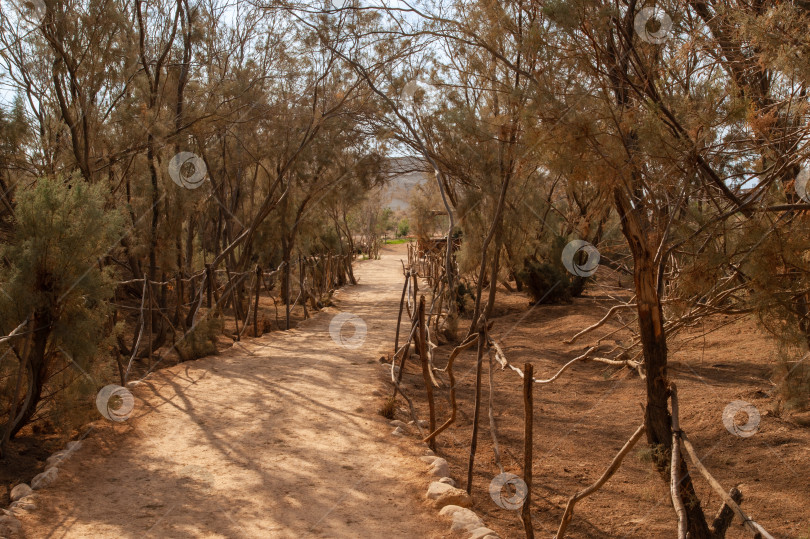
[18,245,447,538]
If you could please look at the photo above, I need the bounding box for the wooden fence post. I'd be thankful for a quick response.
[466,320,486,494]
[254,265,261,337]
[146,279,153,371]
[394,271,410,355]
[175,271,183,327]
[522,362,535,538]
[206,263,213,308]
[418,295,436,452]
[299,254,308,319]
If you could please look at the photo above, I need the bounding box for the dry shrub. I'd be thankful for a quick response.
[177,315,224,362]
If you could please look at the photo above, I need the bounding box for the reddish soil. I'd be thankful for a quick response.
[392,263,810,538]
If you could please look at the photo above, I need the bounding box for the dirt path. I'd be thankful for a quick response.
[17,245,447,538]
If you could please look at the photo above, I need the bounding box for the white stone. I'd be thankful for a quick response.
[9,498,36,514]
[468,528,500,539]
[420,455,439,464]
[439,505,485,533]
[429,457,450,477]
[426,481,472,509]
[9,484,32,502]
[438,476,456,487]
[45,450,67,470]
[391,426,407,436]
[66,440,82,452]
[31,467,58,490]
[389,420,409,429]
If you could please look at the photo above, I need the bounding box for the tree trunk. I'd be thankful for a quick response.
[9,309,52,439]
[614,187,711,538]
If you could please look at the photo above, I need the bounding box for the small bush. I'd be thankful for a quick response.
[455,280,475,314]
[517,258,587,304]
[397,219,410,238]
[176,315,223,361]
[378,397,397,419]
[516,237,588,304]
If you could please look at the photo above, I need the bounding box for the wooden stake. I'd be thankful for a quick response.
[418,295,436,452]
[205,263,213,308]
[299,254,308,319]
[147,279,153,371]
[225,266,240,341]
[254,265,261,336]
[670,384,687,539]
[466,321,486,494]
[394,271,410,355]
[488,350,504,474]
[521,362,534,539]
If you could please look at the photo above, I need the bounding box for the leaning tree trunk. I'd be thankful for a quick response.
[614,187,712,538]
[8,309,52,439]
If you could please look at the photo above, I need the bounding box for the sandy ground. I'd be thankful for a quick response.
[17,245,448,538]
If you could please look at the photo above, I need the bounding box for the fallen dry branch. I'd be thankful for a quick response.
[489,340,642,384]
[0,319,29,346]
[681,432,774,539]
[555,422,646,539]
[564,302,637,344]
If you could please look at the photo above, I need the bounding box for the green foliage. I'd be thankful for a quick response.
[0,176,123,434]
[454,280,475,314]
[516,237,586,304]
[1,176,123,354]
[396,218,410,238]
